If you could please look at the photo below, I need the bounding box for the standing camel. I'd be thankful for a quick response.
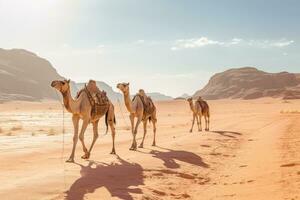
[51,79,116,163]
[187,97,210,132]
[117,83,157,150]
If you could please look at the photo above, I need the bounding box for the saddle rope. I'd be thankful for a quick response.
[54,89,67,189]
[117,98,130,130]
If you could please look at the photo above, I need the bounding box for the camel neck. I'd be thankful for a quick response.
[62,88,77,113]
[189,101,195,113]
[123,90,133,113]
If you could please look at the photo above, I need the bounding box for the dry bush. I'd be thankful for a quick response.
[11,125,23,131]
[47,128,56,136]
[280,110,300,114]
[6,132,13,136]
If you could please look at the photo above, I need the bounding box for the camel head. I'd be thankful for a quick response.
[116,82,130,94]
[51,79,71,94]
[186,97,193,103]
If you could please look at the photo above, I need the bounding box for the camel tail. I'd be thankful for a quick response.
[105,110,109,134]
[105,107,116,134]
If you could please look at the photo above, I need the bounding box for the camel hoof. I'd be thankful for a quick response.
[152,143,156,146]
[138,144,143,148]
[81,153,90,159]
[110,150,116,154]
[189,130,192,133]
[66,158,74,163]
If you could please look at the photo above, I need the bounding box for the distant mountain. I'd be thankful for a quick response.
[193,67,300,100]
[0,48,173,102]
[146,92,173,101]
[76,81,122,101]
[174,93,190,100]
[0,48,63,101]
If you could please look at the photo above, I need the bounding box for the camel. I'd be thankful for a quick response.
[51,79,116,163]
[117,83,157,150]
[187,97,210,132]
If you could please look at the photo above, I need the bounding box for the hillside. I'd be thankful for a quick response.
[0,48,64,101]
[76,82,122,101]
[193,67,300,100]
[0,48,172,102]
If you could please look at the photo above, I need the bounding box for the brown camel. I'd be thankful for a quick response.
[51,79,116,163]
[187,97,210,132]
[117,83,157,150]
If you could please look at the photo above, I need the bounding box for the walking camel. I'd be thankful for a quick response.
[117,83,157,150]
[51,79,116,163]
[187,97,210,132]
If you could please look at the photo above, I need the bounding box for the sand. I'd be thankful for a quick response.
[0,99,299,200]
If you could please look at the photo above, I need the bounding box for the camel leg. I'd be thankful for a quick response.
[139,119,147,148]
[152,118,157,146]
[66,115,79,163]
[190,114,196,133]
[108,105,116,154]
[129,114,135,150]
[109,119,116,154]
[87,120,99,158]
[207,114,210,131]
[196,114,200,131]
[205,115,209,131]
[79,118,89,159]
[198,114,202,131]
[131,116,142,151]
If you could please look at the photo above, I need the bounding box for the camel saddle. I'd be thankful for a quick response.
[133,94,156,118]
[77,85,110,119]
[196,99,209,115]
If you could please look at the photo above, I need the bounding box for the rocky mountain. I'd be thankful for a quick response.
[0,48,63,101]
[193,67,300,100]
[0,48,173,102]
[146,92,173,101]
[174,93,190,100]
[76,81,122,101]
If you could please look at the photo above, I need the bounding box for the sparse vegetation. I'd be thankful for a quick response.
[6,132,13,136]
[47,128,56,136]
[282,100,291,104]
[10,125,23,131]
[280,110,300,114]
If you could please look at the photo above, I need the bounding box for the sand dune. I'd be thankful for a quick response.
[0,99,299,199]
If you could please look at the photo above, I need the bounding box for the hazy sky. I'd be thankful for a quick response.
[0,0,299,97]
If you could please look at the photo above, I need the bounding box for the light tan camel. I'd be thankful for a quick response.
[51,79,116,163]
[117,83,157,150]
[187,97,210,132]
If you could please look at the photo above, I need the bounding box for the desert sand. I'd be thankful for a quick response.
[0,99,299,200]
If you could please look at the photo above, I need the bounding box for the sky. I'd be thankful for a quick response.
[0,0,299,97]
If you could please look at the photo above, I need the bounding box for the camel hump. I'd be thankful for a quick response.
[196,99,209,114]
[133,94,155,116]
[76,88,85,99]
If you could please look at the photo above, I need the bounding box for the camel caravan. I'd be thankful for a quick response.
[51,79,209,162]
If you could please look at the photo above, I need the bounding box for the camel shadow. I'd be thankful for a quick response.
[211,130,243,138]
[148,147,209,169]
[65,156,144,200]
